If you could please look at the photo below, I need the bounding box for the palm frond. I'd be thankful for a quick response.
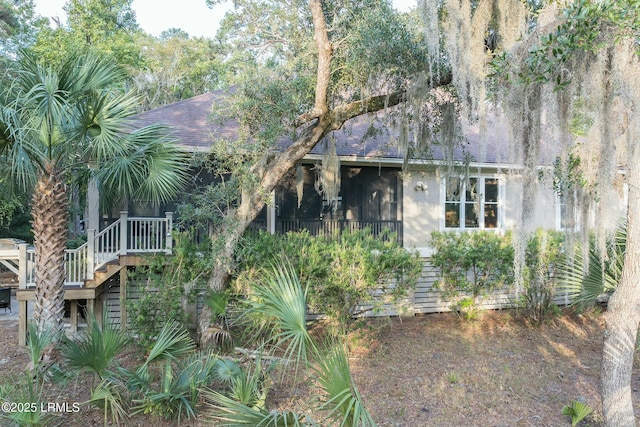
[86,378,129,426]
[25,321,55,374]
[173,350,219,393]
[245,260,315,368]
[128,350,217,422]
[95,124,189,205]
[60,312,129,379]
[562,399,593,426]
[73,91,138,158]
[558,222,626,305]
[229,360,270,409]
[314,343,377,427]
[64,51,127,93]
[141,319,196,368]
[214,358,242,384]
[204,388,318,427]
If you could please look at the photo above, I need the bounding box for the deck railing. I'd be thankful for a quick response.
[18,211,173,288]
[12,214,399,287]
[276,219,403,244]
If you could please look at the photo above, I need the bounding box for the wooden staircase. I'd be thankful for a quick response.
[13,211,174,345]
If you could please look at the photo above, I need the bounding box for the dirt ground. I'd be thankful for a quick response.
[0,308,637,426]
[347,311,615,427]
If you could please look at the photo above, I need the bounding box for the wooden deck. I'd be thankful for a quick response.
[2,211,174,345]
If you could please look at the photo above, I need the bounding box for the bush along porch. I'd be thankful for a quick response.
[119,227,572,343]
[11,216,576,346]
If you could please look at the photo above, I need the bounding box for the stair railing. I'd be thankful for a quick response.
[20,211,173,287]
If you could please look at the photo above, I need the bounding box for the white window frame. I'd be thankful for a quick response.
[440,175,505,231]
[555,190,578,231]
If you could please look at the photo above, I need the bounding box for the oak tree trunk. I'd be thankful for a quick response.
[601,141,640,426]
[31,166,69,336]
[202,0,451,315]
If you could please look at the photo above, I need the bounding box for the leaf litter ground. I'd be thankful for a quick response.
[1,309,639,426]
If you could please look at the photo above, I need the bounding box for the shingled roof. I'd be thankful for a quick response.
[131,90,558,166]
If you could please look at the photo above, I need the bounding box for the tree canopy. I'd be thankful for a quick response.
[0,0,46,59]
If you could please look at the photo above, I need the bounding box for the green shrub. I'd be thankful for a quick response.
[520,229,565,323]
[430,231,514,319]
[127,231,209,348]
[235,229,422,326]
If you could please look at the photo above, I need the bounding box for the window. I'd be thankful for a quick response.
[443,177,501,229]
[556,190,579,231]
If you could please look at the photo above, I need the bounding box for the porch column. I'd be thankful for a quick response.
[19,301,27,346]
[267,191,276,234]
[119,211,128,256]
[87,229,95,280]
[70,300,78,334]
[165,212,174,254]
[85,177,100,232]
[18,243,27,289]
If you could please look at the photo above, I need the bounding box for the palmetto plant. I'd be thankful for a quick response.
[314,343,377,427]
[122,320,217,422]
[0,50,189,336]
[206,260,377,427]
[24,321,55,376]
[59,312,129,380]
[241,260,317,377]
[560,222,626,305]
[86,378,129,427]
[562,399,594,426]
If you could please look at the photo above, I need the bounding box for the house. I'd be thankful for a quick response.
[10,90,626,344]
[128,91,617,253]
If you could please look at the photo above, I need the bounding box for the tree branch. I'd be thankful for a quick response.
[258,71,453,192]
[310,0,332,117]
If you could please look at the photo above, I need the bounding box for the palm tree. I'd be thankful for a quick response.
[0,50,189,335]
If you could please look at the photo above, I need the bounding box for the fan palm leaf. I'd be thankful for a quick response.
[245,260,316,370]
[141,320,196,369]
[204,388,318,427]
[559,222,626,305]
[25,321,55,375]
[86,378,129,427]
[314,342,377,427]
[60,312,129,379]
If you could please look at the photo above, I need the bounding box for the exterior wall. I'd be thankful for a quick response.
[345,258,577,317]
[402,169,441,252]
[401,167,589,253]
[503,175,559,230]
[104,258,575,324]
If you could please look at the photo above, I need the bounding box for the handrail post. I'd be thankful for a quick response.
[119,211,128,256]
[165,212,173,254]
[87,229,96,280]
[18,243,27,289]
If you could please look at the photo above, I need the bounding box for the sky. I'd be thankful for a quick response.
[34,0,417,39]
